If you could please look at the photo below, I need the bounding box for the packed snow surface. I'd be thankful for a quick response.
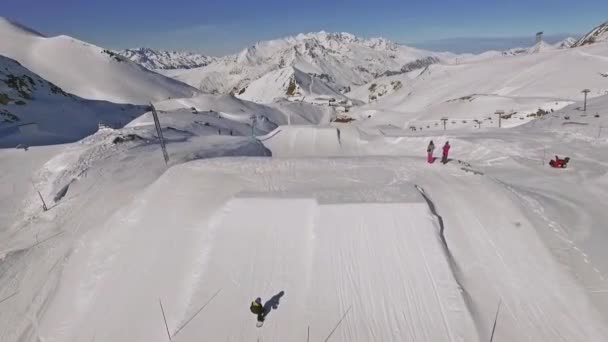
[2,98,608,340]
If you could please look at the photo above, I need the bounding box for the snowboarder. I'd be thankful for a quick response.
[441,141,451,164]
[427,140,435,163]
[250,298,265,323]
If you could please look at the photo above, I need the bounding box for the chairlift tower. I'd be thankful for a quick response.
[495,110,505,128]
[440,117,449,131]
[582,89,591,111]
[250,115,257,137]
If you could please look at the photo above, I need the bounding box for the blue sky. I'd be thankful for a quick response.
[4,0,608,55]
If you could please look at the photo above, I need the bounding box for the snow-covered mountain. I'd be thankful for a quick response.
[349,37,608,128]
[0,17,199,104]
[501,40,555,56]
[0,55,146,146]
[555,37,577,49]
[116,48,216,70]
[573,20,608,47]
[165,31,447,102]
[236,67,352,104]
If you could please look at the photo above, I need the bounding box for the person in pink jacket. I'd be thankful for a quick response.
[427,140,435,163]
[442,141,451,164]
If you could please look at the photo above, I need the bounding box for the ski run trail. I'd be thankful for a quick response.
[1,112,608,342]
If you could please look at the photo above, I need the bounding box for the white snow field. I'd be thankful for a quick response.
[0,18,198,104]
[2,95,608,341]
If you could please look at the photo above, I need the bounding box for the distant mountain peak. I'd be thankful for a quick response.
[170,30,441,102]
[501,40,555,56]
[555,37,577,49]
[116,48,216,70]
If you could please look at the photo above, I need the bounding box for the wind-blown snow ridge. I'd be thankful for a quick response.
[0,17,199,104]
[0,17,45,37]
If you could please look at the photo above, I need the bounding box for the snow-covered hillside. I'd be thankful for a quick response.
[236,67,351,104]
[165,31,447,98]
[574,20,608,47]
[349,41,608,130]
[0,55,146,147]
[0,17,198,104]
[147,92,337,131]
[555,37,578,49]
[116,48,215,70]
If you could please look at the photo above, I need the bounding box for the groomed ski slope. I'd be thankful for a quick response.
[29,155,608,342]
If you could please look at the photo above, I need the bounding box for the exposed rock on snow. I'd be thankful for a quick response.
[573,20,608,47]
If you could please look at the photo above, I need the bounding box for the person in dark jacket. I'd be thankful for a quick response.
[441,141,451,164]
[250,298,265,322]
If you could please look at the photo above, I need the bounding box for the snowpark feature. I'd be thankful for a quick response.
[3,107,608,340]
[34,162,476,341]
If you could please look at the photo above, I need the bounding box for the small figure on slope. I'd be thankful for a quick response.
[250,297,265,326]
[427,140,435,163]
[442,141,451,164]
[549,155,570,168]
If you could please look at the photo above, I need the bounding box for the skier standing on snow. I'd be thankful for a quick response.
[250,298,265,322]
[427,140,435,163]
[442,141,451,164]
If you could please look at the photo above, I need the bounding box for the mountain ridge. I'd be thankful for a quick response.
[163,30,448,102]
[116,48,216,70]
[0,17,199,104]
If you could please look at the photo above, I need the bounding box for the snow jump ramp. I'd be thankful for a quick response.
[34,162,475,341]
[261,125,348,157]
[183,195,474,341]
